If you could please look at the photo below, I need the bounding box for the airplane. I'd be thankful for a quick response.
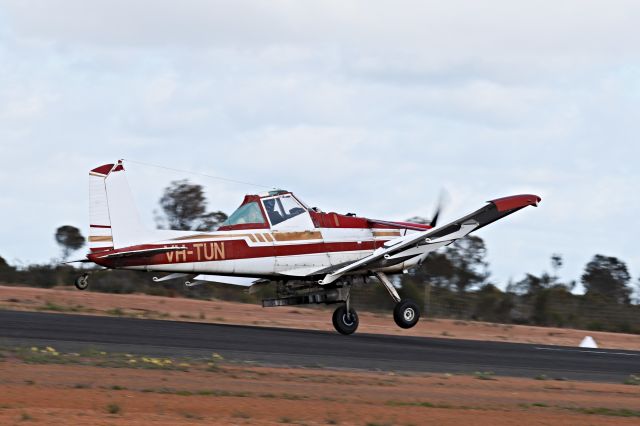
[75,160,541,335]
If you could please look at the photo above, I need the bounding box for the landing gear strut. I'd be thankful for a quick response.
[75,273,89,290]
[375,271,421,329]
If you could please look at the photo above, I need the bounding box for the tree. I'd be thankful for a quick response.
[415,252,456,289]
[405,235,489,293]
[512,254,573,295]
[55,226,85,261]
[512,273,545,295]
[446,236,489,293]
[198,211,229,231]
[581,254,632,304]
[510,254,575,326]
[474,283,514,322]
[550,253,562,279]
[0,255,14,284]
[155,179,228,231]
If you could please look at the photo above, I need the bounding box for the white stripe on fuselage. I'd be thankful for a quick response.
[121,227,414,278]
[123,249,380,277]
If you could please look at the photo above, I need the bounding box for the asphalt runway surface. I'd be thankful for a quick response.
[1,309,638,382]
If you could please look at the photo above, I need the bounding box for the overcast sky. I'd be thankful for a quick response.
[1,1,639,290]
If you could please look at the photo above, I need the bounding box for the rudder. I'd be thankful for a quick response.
[89,160,160,250]
[88,164,115,252]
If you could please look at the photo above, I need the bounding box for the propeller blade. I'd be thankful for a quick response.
[430,209,441,228]
[430,190,449,227]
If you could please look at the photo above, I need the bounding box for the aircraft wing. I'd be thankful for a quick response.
[320,194,540,285]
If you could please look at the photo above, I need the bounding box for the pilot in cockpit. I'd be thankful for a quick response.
[263,198,285,225]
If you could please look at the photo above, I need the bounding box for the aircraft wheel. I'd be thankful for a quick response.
[332,305,359,335]
[75,274,89,290]
[393,299,420,329]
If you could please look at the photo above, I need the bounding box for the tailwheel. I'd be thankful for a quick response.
[393,299,420,329]
[332,305,359,335]
[75,273,89,290]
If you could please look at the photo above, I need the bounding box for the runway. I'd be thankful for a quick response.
[1,309,638,382]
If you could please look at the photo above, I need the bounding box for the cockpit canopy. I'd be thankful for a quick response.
[262,194,306,225]
[222,201,266,227]
[219,190,308,230]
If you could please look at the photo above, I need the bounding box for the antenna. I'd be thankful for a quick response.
[121,158,277,190]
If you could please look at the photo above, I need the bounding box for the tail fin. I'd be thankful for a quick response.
[89,164,115,253]
[89,160,158,250]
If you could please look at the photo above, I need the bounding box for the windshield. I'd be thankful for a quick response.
[262,195,306,226]
[221,202,266,226]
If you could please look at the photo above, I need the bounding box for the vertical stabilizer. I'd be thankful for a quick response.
[89,164,115,252]
[89,160,159,249]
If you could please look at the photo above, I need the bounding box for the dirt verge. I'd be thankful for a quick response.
[1,285,639,350]
[1,351,639,425]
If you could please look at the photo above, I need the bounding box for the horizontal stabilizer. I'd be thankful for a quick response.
[189,274,264,287]
[95,246,187,260]
[61,258,92,264]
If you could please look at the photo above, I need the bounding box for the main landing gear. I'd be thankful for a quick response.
[330,272,421,335]
[377,271,421,330]
[332,297,359,335]
[332,305,359,335]
[393,298,420,329]
[330,297,420,335]
[263,274,421,336]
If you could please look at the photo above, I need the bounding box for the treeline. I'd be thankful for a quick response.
[352,238,640,334]
[1,178,638,334]
[0,258,263,303]
[1,240,638,334]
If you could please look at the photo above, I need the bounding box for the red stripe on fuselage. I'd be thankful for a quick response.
[90,246,114,253]
[89,239,384,268]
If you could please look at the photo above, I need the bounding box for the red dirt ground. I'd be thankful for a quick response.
[1,285,639,350]
[1,359,639,425]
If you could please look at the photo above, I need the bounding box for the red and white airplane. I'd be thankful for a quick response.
[76,160,541,335]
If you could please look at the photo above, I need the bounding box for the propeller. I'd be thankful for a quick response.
[429,190,449,228]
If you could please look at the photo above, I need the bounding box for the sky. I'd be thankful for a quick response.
[1,0,639,291]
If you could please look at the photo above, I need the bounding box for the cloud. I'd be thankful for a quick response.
[1,1,640,286]
[3,1,640,57]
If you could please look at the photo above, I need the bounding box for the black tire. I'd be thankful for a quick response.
[393,299,420,329]
[75,274,89,291]
[332,305,359,335]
